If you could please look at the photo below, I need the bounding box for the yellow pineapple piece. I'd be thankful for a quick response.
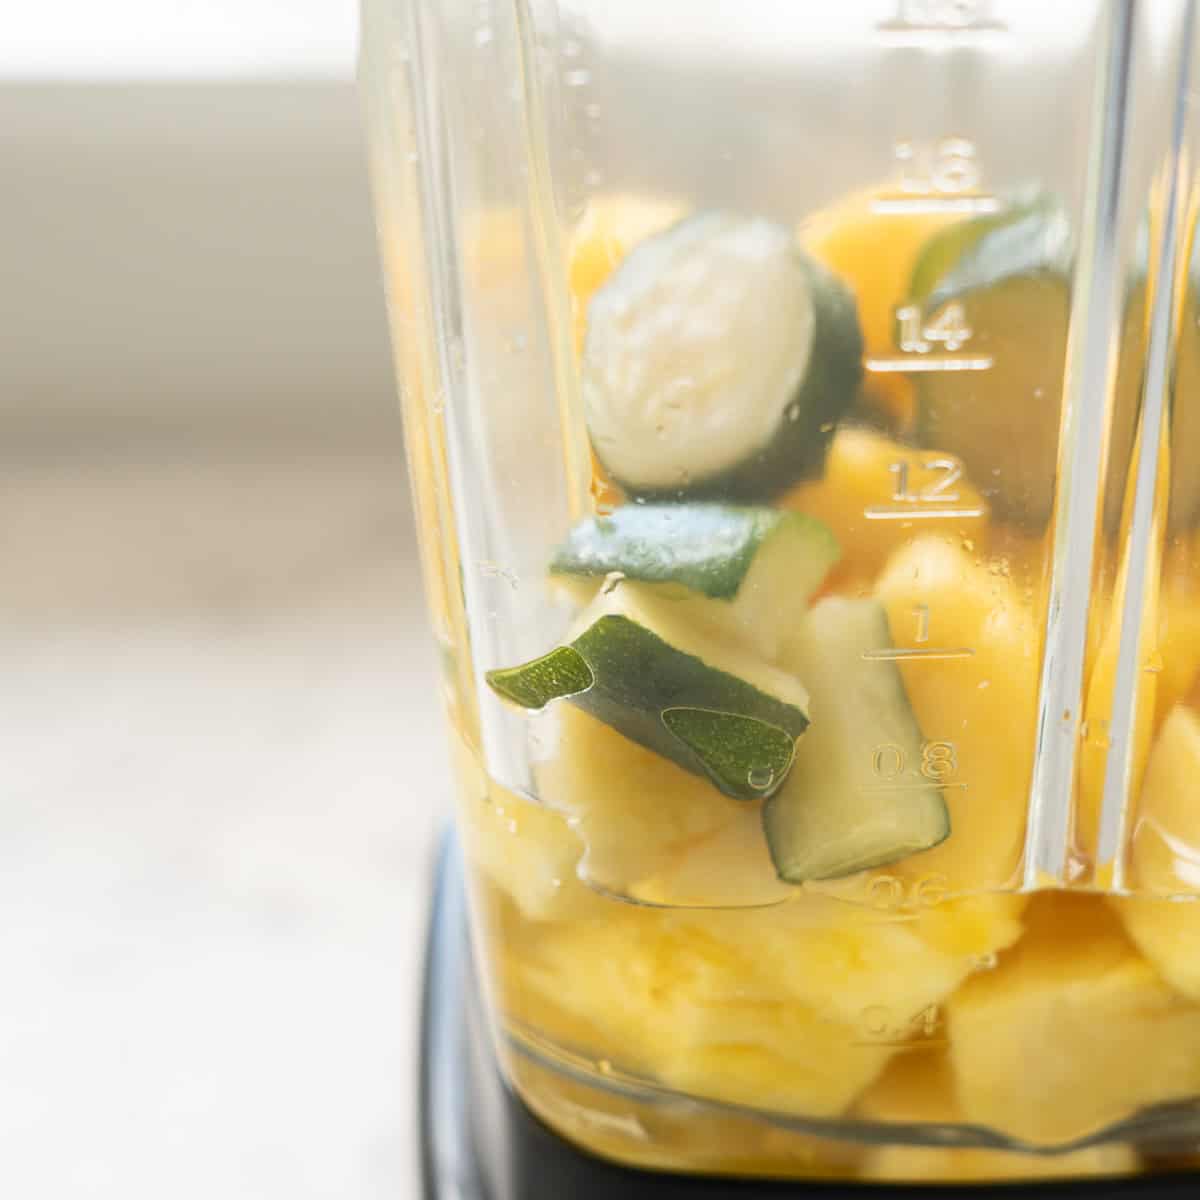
[948,893,1200,1145]
[501,907,893,1118]
[783,427,989,593]
[451,726,600,922]
[698,891,1023,1035]
[875,534,1038,891]
[857,1053,1137,1182]
[800,189,957,428]
[634,806,794,909]
[1157,534,1200,723]
[1113,704,1200,1000]
[535,705,743,896]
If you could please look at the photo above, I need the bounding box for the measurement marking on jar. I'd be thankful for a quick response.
[851,1038,950,1050]
[865,354,994,373]
[877,0,1006,36]
[864,504,987,520]
[869,194,1001,216]
[861,646,975,661]
[860,782,968,793]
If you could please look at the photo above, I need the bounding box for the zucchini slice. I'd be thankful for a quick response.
[763,597,949,883]
[582,212,862,501]
[910,197,1072,527]
[550,503,838,660]
[487,584,809,801]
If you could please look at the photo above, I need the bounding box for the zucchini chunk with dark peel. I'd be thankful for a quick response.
[764,597,949,883]
[582,212,863,501]
[486,585,809,801]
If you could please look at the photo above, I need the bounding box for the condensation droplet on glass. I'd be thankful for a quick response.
[1033,387,1045,399]
[585,169,604,188]
[474,26,493,47]
[747,765,775,792]
[551,877,562,890]
[961,536,975,552]
[584,102,601,120]
[565,68,591,87]
[597,1059,613,1075]
[977,679,990,689]
[507,818,518,834]
[563,37,582,57]
[786,402,801,423]
[600,571,625,596]
[819,421,835,433]
[405,151,419,165]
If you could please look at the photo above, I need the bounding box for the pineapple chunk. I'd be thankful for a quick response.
[452,727,598,922]
[1157,535,1200,723]
[857,1053,1137,1182]
[536,705,743,897]
[875,535,1038,891]
[698,892,1023,1034]
[948,893,1200,1145]
[634,807,794,909]
[1127,704,1200,896]
[500,909,891,1118]
[1113,704,1200,1000]
[783,427,989,592]
[800,188,956,428]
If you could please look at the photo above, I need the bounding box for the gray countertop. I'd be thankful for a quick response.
[3,442,445,1197]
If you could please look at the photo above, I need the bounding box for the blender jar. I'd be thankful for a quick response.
[362,0,1200,1182]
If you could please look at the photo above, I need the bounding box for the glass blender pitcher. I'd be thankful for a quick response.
[361,0,1200,1189]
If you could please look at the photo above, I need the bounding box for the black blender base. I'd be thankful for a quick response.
[419,834,1200,1200]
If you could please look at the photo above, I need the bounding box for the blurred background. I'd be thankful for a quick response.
[3,3,447,1195]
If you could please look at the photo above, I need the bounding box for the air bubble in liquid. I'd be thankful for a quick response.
[474,26,493,47]
[747,766,776,792]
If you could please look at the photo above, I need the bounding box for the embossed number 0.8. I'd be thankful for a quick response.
[872,741,958,781]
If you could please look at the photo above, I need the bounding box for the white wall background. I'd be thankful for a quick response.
[4,7,447,1198]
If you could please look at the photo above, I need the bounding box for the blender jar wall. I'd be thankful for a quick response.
[363,0,1200,1181]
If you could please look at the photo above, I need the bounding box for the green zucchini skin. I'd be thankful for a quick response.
[583,212,863,503]
[764,597,949,883]
[911,197,1073,527]
[550,504,837,601]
